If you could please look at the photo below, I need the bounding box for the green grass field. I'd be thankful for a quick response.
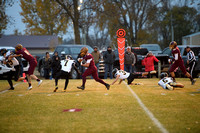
[0,78,200,133]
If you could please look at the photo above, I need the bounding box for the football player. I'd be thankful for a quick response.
[158,72,184,90]
[0,49,21,90]
[11,44,42,90]
[111,68,155,85]
[77,47,110,90]
[168,41,196,85]
[54,55,80,92]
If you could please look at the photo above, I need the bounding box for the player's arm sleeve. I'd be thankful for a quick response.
[72,62,81,74]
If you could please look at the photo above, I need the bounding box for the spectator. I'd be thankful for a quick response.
[51,51,61,79]
[124,46,136,73]
[103,46,115,79]
[142,51,159,73]
[91,46,101,69]
[43,52,52,79]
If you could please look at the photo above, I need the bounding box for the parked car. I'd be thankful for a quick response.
[37,44,93,79]
[161,45,200,77]
[0,46,29,79]
[140,44,162,55]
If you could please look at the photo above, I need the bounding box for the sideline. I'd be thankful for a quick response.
[0,82,23,94]
[124,81,169,133]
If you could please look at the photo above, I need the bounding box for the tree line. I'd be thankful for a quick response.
[1,0,200,49]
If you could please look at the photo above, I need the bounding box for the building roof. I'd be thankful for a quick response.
[0,35,59,48]
[182,32,200,38]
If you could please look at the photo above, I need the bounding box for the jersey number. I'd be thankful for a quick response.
[64,60,69,66]
[162,79,168,83]
[119,70,126,75]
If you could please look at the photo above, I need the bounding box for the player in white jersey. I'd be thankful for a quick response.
[111,68,157,85]
[54,55,80,92]
[111,68,137,85]
[0,49,21,90]
[158,72,184,90]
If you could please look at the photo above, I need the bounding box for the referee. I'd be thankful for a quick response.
[186,46,196,78]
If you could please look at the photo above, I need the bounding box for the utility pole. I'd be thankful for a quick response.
[169,0,174,41]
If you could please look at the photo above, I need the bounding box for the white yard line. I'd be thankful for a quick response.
[0,82,23,94]
[124,81,169,133]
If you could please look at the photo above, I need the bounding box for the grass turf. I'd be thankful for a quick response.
[0,78,200,133]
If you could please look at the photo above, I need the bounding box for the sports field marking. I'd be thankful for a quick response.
[0,82,23,94]
[124,81,169,133]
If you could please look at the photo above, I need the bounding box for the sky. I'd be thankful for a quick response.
[3,0,200,38]
[4,1,26,35]
[3,1,73,40]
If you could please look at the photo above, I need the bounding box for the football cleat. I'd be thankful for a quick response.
[63,89,66,92]
[38,80,43,87]
[191,79,196,85]
[77,86,85,90]
[27,86,32,90]
[54,87,58,92]
[105,84,110,90]
[8,87,14,90]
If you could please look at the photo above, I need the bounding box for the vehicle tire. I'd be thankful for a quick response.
[71,68,78,79]
[40,66,45,77]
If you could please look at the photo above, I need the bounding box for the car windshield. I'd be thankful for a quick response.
[70,46,93,55]
[162,47,172,55]
[141,45,161,51]
[183,47,200,56]
[55,45,93,56]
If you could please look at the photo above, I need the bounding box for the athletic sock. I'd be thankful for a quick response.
[29,83,32,87]
[37,79,40,82]
[189,77,193,81]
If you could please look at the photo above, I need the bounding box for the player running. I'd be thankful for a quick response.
[54,55,80,92]
[158,72,184,90]
[168,41,196,85]
[12,44,42,90]
[77,47,110,90]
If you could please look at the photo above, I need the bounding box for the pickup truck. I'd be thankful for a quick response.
[140,44,162,55]
[98,47,170,78]
[161,45,200,77]
[37,44,93,79]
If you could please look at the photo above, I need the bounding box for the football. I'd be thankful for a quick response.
[82,59,86,64]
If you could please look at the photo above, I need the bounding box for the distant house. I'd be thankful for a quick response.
[0,35,59,54]
[182,32,200,45]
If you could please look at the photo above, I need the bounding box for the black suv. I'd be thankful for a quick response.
[37,44,93,79]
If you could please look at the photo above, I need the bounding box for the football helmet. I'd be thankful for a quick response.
[169,41,177,49]
[0,48,8,56]
[112,68,118,77]
[15,44,23,51]
[80,47,88,57]
[160,72,168,79]
[66,55,72,60]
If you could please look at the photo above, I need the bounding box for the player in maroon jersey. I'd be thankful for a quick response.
[77,47,110,90]
[13,44,43,90]
[168,41,196,85]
